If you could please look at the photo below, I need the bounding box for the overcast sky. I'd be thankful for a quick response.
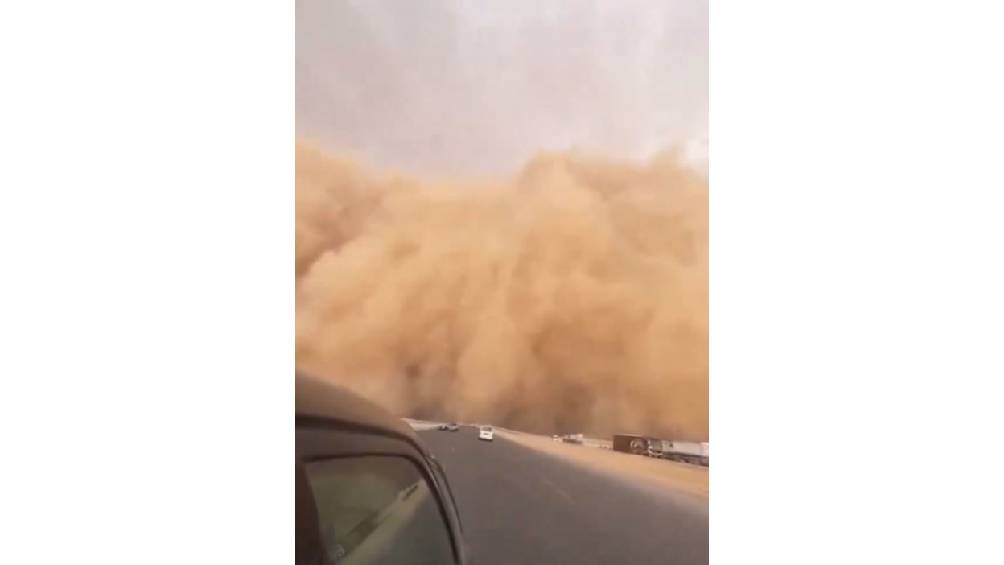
[296,0,707,176]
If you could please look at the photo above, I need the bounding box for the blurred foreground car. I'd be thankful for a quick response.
[297,373,468,565]
[478,425,494,441]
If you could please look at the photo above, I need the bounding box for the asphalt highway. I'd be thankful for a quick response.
[417,427,708,565]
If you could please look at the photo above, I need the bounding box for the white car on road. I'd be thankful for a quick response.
[478,425,494,441]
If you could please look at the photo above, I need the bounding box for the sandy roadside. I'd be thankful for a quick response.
[499,430,708,500]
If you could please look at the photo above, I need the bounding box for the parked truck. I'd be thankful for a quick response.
[652,440,709,466]
[612,434,654,456]
[612,434,709,466]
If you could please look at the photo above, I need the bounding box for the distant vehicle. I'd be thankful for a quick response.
[561,434,583,445]
[478,425,494,441]
[438,422,460,432]
[552,434,561,442]
[297,373,469,564]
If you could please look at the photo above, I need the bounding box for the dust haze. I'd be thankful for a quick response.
[296,0,708,177]
[296,142,708,440]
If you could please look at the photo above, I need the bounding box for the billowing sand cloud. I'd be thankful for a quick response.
[296,141,708,440]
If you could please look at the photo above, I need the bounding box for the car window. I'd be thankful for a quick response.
[303,456,456,565]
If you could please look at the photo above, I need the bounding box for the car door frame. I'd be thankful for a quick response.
[295,414,468,565]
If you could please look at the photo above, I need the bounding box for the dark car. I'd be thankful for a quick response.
[438,422,460,432]
[296,372,468,565]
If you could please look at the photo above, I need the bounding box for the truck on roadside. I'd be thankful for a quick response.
[612,434,709,466]
[650,440,709,466]
[612,434,654,456]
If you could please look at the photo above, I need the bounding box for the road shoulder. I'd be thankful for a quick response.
[499,430,709,504]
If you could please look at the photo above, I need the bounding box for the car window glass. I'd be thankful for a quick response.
[304,456,456,565]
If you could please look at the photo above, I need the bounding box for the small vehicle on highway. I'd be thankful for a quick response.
[478,425,494,441]
[438,422,460,432]
[297,372,468,564]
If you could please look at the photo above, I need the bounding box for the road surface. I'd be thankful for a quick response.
[417,427,708,565]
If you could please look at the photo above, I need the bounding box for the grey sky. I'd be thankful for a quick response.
[296,0,707,176]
